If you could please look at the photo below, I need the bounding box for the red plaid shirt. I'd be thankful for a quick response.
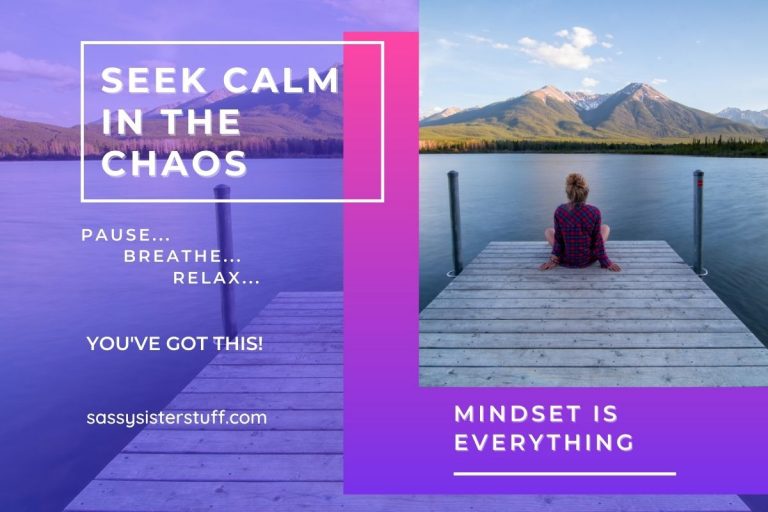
[551,203,612,268]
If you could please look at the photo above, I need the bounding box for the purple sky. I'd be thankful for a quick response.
[0,0,416,126]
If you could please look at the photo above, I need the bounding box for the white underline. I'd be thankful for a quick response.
[453,471,677,477]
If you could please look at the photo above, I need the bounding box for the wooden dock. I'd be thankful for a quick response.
[420,241,768,387]
[65,291,751,511]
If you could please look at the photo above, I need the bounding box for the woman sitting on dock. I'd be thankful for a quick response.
[540,173,621,272]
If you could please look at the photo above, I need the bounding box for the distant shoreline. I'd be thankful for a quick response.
[419,139,768,158]
[419,149,768,159]
[0,154,343,163]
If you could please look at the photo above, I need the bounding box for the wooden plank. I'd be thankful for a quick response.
[471,257,684,263]
[167,393,342,410]
[259,309,343,317]
[235,333,342,342]
[447,281,708,290]
[271,297,343,303]
[241,324,342,333]
[198,365,342,378]
[253,342,343,353]
[420,308,736,321]
[265,302,344,310]
[480,248,679,253]
[420,319,749,333]
[488,240,669,245]
[185,378,343,393]
[125,430,342,454]
[450,274,704,283]
[481,244,677,250]
[146,410,343,431]
[420,348,768,367]
[478,247,680,252]
[461,267,694,274]
[467,263,686,270]
[419,332,765,349]
[479,253,680,258]
[211,352,342,365]
[96,453,342,481]
[437,289,716,299]
[245,316,342,325]
[420,366,768,387]
[65,481,750,512]
[277,291,343,298]
[427,298,723,309]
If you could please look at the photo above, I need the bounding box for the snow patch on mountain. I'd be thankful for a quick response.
[565,91,609,111]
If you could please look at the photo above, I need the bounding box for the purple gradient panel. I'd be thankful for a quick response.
[342,32,768,494]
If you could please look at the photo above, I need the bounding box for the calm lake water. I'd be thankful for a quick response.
[0,160,342,511]
[420,153,768,348]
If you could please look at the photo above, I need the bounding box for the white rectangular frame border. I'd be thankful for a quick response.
[80,40,385,204]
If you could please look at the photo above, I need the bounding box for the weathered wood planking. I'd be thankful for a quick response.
[65,291,750,511]
[67,481,749,512]
[420,241,768,387]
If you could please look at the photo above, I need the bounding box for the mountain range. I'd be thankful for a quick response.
[420,83,768,143]
[716,107,768,129]
[2,78,767,159]
[0,67,343,160]
[137,66,343,139]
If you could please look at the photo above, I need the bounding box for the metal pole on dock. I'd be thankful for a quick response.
[693,170,706,277]
[214,184,238,338]
[447,170,464,277]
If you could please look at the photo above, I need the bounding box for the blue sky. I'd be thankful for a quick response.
[0,0,416,126]
[421,0,768,116]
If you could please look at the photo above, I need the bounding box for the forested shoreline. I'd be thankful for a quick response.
[419,138,768,158]
[0,137,343,161]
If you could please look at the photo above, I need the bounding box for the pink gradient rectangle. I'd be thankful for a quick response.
[343,41,383,201]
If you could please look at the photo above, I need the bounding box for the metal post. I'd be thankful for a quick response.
[447,170,464,277]
[693,170,706,277]
[214,184,238,338]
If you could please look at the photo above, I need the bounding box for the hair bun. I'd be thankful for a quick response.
[565,173,589,203]
[566,173,587,189]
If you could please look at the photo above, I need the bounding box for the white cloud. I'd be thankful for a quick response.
[651,78,668,85]
[581,77,599,89]
[467,34,493,44]
[518,27,604,70]
[467,34,511,50]
[519,36,536,47]
[616,50,624,56]
[0,50,102,92]
[601,41,613,49]
[0,50,79,87]
[567,27,598,49]
[437,38,459,49]
[605,33,614,39]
